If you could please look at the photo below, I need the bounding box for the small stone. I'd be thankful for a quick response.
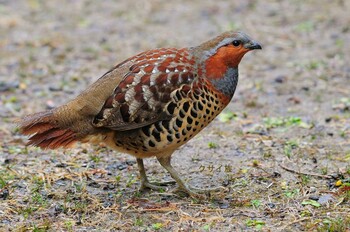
[88,181,101,188]
[309,187,317,193]
[274,75,286,83]
[222,179,230,187]
[4,159,13,164]
[46,100,56,109]
[55,163,68,168]
[0,189,9,200]
[331,173,341,179]
[318,194,334,205]
[219,201,229,209]
[273,171,281,178]
[0,81,19,92]
[54,204,64,215]
[117,163,128,170]
[103,201,113,208]
[309,195,320,201]
[126,160,136,166]
[103,184,115,190]
[49,86,63,92]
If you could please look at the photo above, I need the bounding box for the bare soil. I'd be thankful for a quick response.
[1,0,350,231]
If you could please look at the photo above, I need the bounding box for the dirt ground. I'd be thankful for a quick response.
[1,0,350,231]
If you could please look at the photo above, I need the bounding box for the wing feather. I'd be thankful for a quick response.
[92,48,197,131]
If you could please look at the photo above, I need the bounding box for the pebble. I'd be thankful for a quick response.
[318,194,334,205]
[88,181,101,188]
[274,75,286,83]
[0,189,9,200]
[103,184,115,190]
[309,195,319,201]
[309,186,317,193]
[0,81,19,92]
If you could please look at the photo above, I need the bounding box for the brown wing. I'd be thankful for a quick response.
[92,47,197,131]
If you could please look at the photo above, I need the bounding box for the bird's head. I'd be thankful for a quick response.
[195,31,262,79]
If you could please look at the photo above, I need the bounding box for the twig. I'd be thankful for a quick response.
[279,163,333,179]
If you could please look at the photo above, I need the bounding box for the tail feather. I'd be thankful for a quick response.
[21,122,55,135]
[18,110,78,149]
[45,130,76,148]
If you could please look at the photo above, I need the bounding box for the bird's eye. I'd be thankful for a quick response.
[232,40,241,47]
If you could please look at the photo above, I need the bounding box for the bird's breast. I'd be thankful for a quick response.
[208,67,239,98]
[110,80,230,158]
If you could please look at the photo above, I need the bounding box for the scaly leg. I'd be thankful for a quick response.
[157,156,226,198]
[136,158,175,191]
[156,156,205,198]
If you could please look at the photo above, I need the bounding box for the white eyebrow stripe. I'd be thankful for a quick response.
[203,37,235,59]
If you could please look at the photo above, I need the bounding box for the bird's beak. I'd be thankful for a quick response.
[244,41,262,50]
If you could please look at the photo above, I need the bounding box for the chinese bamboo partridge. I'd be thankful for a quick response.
[19,31,261,197]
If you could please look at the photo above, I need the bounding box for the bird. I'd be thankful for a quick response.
[18,31,261,197]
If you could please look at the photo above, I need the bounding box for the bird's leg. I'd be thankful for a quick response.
[157,156,226,198]
[136,158,175,191]
[156,156,206,198]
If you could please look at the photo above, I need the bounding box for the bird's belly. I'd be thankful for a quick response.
[108,95,228,159]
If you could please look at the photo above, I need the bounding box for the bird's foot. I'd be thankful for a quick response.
[172,187,205,199]
[189,185,226,194]
[139,180,176,192]
[172,185,226,199]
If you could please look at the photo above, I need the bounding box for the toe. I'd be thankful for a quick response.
[139,182,168,192]
[172,186,206,199]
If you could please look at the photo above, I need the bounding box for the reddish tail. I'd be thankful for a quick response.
[18,110,78,149]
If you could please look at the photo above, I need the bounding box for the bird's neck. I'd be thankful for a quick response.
[195,47,241,98]
[208,67,239,97]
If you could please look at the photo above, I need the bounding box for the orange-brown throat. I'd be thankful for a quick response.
[205,45,250,79]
